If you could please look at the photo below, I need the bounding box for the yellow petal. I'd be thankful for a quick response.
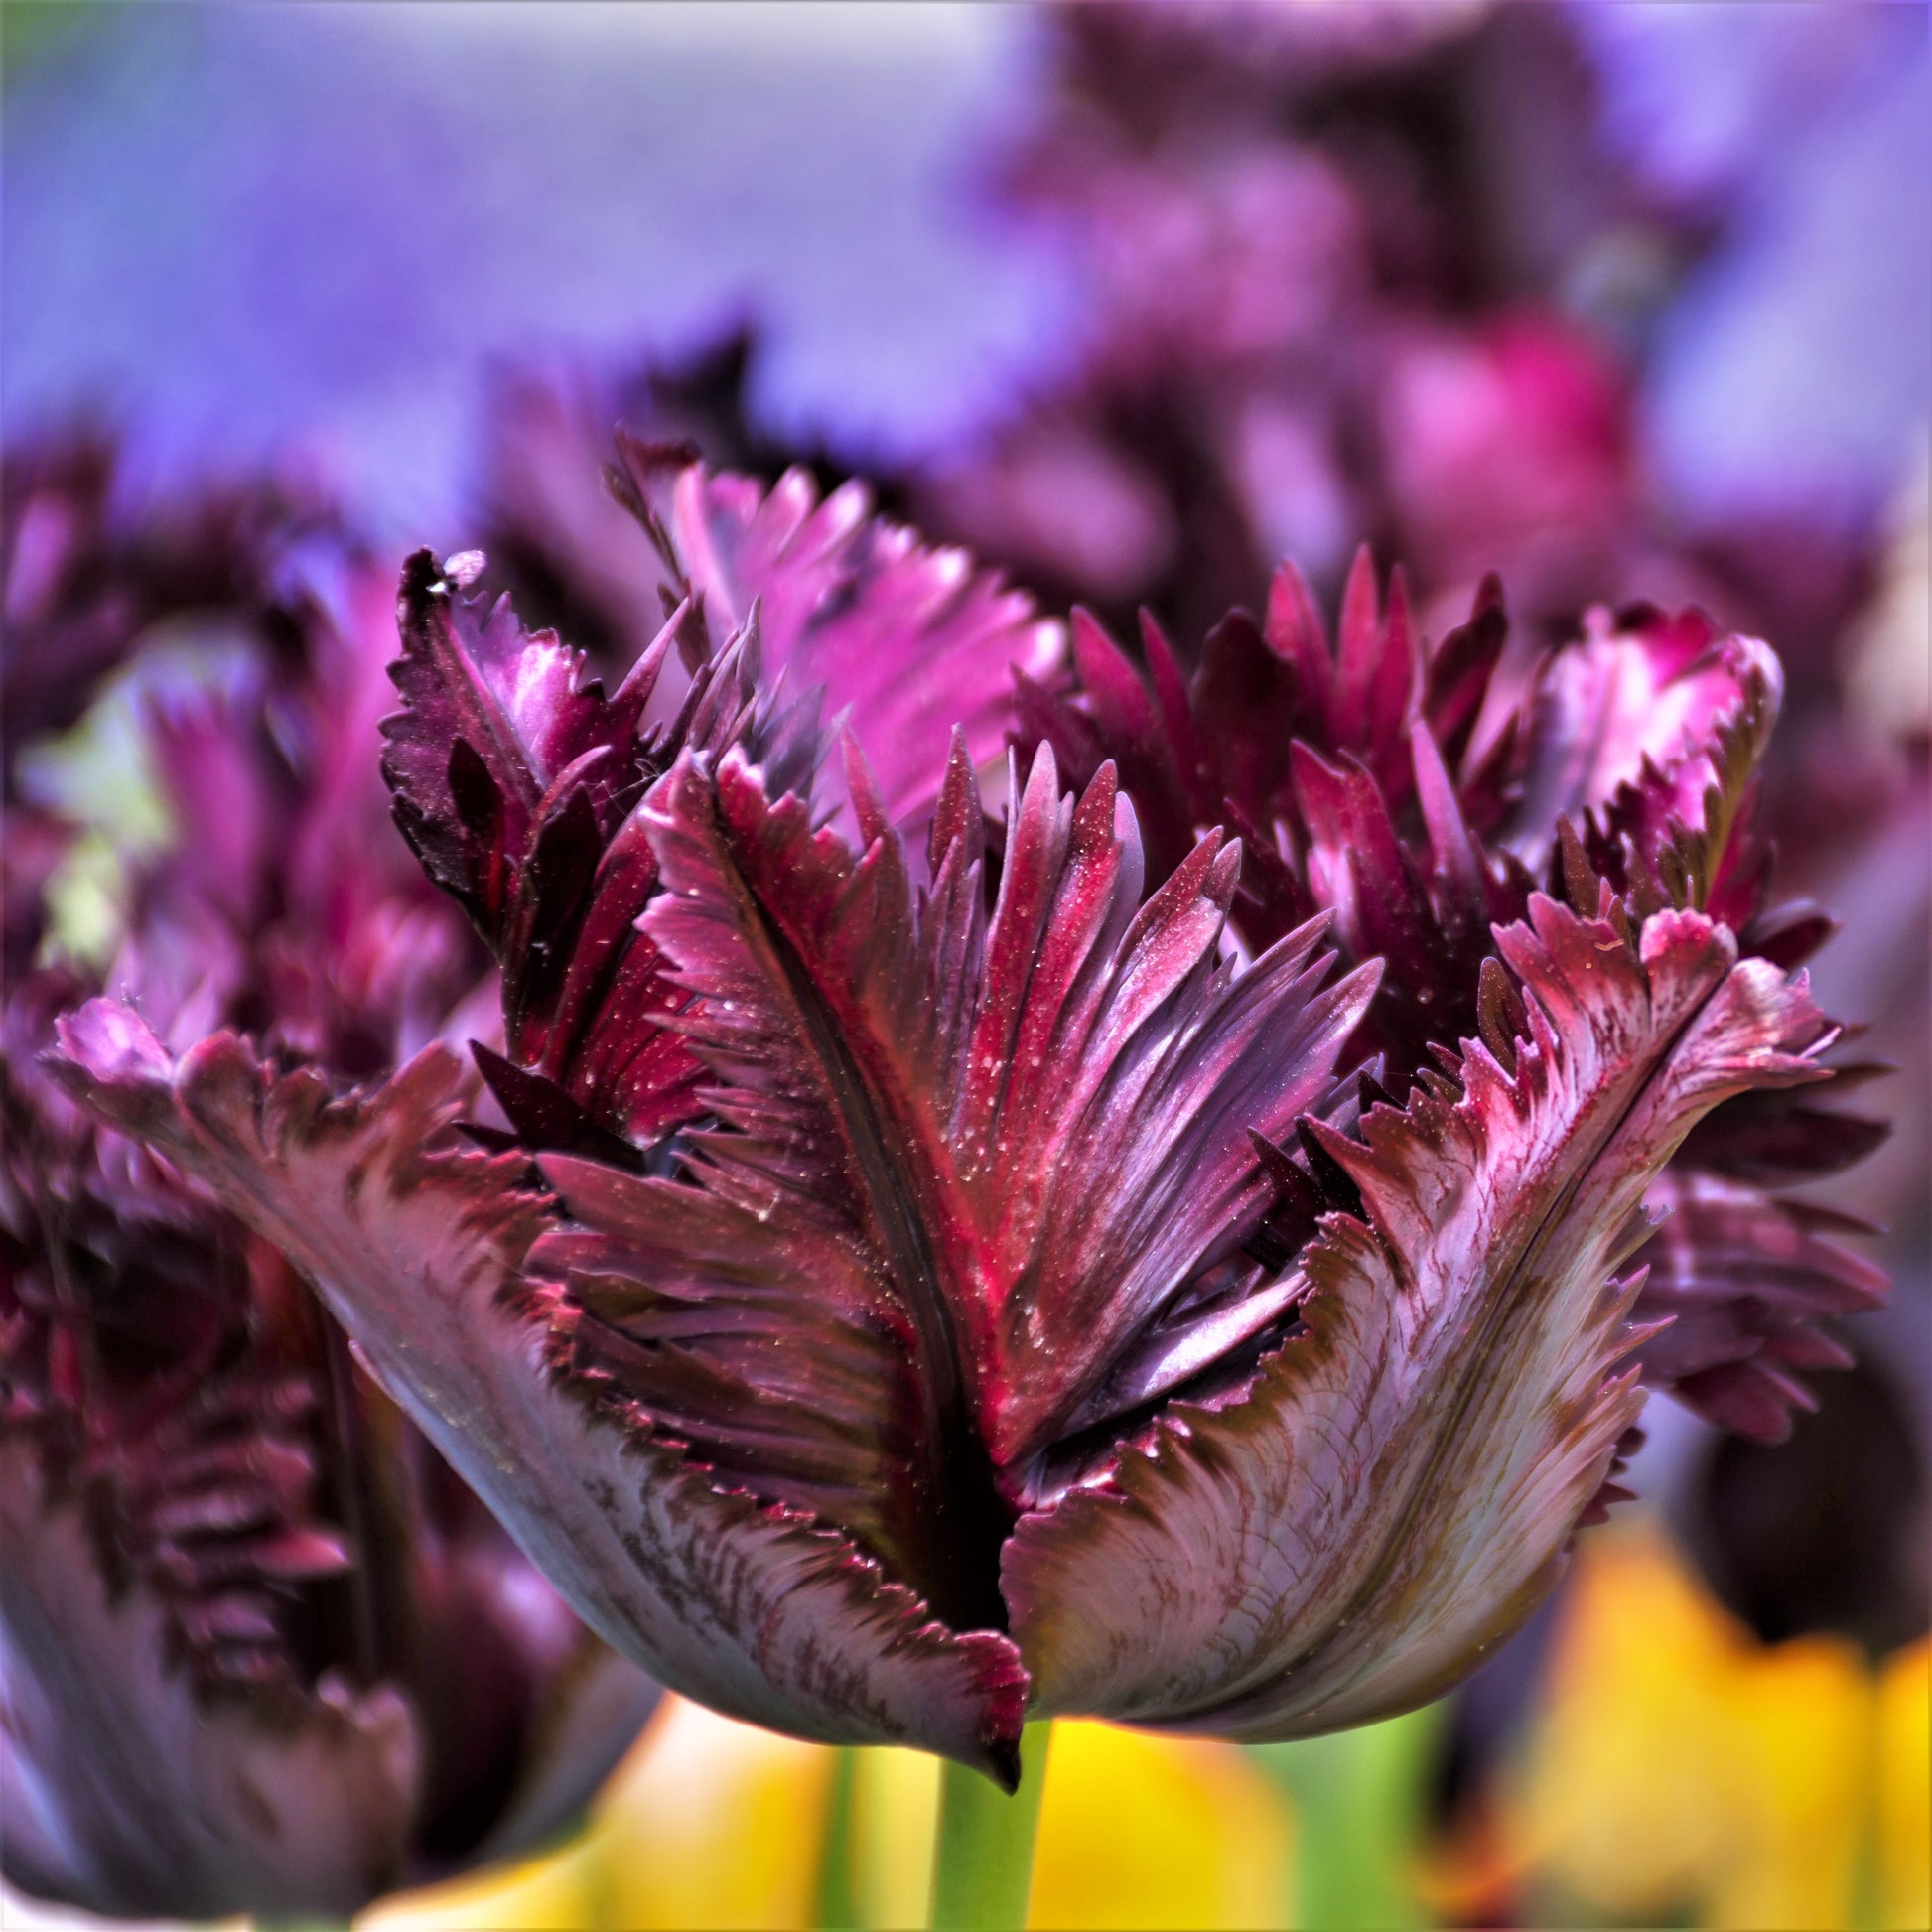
[587,1698,828,1931]
[1504,1517,1926,1932]
[1509,1521,1739,1917]
[1026,1721,1292,1931]
[1705,1636,1870,1931]
[1878,1641,1932,1932]
[365,1840,599,1931]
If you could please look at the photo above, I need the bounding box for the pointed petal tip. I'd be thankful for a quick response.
[980,1724,1025,1795]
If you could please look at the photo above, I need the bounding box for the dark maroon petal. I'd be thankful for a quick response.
[1669,1359,1819,1445]
[49,1009,1026,1780]
[1004,897,1834,1735]
[1021,562,1519,962]
[529,1140,946,1616]
[1061,608,1198,881]
[471,1044,644,1168]
[3,451,660,1915]
[1628,1170,1887,1443]
[1330,548,1417,794]
[1740,900,1837,971]
[458,1638,661,1870]
[0,1443,419,1918]
[1673,1080,1890,1185]
[1422,573,1508,773]
[384,552,678,941]
[384,552,544,929]
[384,559,742,1148]
[636,740,1374,1499]
[1287,730,1526,1087]
[1191,603,1308,832]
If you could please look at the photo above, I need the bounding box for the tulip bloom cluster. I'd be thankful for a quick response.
[53,437,1884,1795]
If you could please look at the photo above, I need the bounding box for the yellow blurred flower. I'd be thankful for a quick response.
[1028,1722,1291,1930]
[370,1702,1293,1931]
[348,1523,1932,1932]
[1499,1518,1930,1931]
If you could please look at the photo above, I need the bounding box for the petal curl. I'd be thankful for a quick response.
[50,1008,1029,1781]
[1003,897,1833,1736]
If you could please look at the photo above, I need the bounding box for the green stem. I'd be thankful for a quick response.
[1252,1703,1444,1931]
[813,1745,864,1930]
[928,1721,1053,1930]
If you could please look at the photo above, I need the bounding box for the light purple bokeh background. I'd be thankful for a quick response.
[5,2,1926,547]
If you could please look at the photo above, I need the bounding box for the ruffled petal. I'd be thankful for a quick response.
[631,740,1373,1494]
[1003,897,1833,1735]
[50,1008,1029,1782]
[617,442,1065,829]
[1629,1172,1886,1444]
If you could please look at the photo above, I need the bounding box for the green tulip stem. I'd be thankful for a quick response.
[813,1745,863,1929]
[1252,1704,1444,1931]
[927,1721,1052,1930]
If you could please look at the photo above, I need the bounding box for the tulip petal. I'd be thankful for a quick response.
[1,1435,419,1918]
[612,441,1066,830]
[1512,612,1781,889]
[1629,1172,1887,1444]
[384,550,832,1149]
[50,1009,1031,1782]
[626,741,1375,1505]
[1004,897,1833,1735]
[1024,566,1518,953]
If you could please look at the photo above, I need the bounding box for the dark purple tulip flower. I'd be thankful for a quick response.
[1020,560,1888,1442]
[1,447,658,1919]
[57,443,1885,1791]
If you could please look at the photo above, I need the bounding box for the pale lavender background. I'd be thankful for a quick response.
[4,2,1926,545]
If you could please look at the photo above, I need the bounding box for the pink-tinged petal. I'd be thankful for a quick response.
[49,1008,1029,1781]
[1003,897,1834,1736]
[612,443,1063,829]
[1510,610,1782,881]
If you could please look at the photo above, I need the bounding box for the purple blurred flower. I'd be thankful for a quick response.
[55,445,1885,1790]
[0,445,657,1919]
[902,0,1889,684]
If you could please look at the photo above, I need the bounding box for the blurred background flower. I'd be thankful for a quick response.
[0,443,662,1923]
[4,3,1925,1927]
